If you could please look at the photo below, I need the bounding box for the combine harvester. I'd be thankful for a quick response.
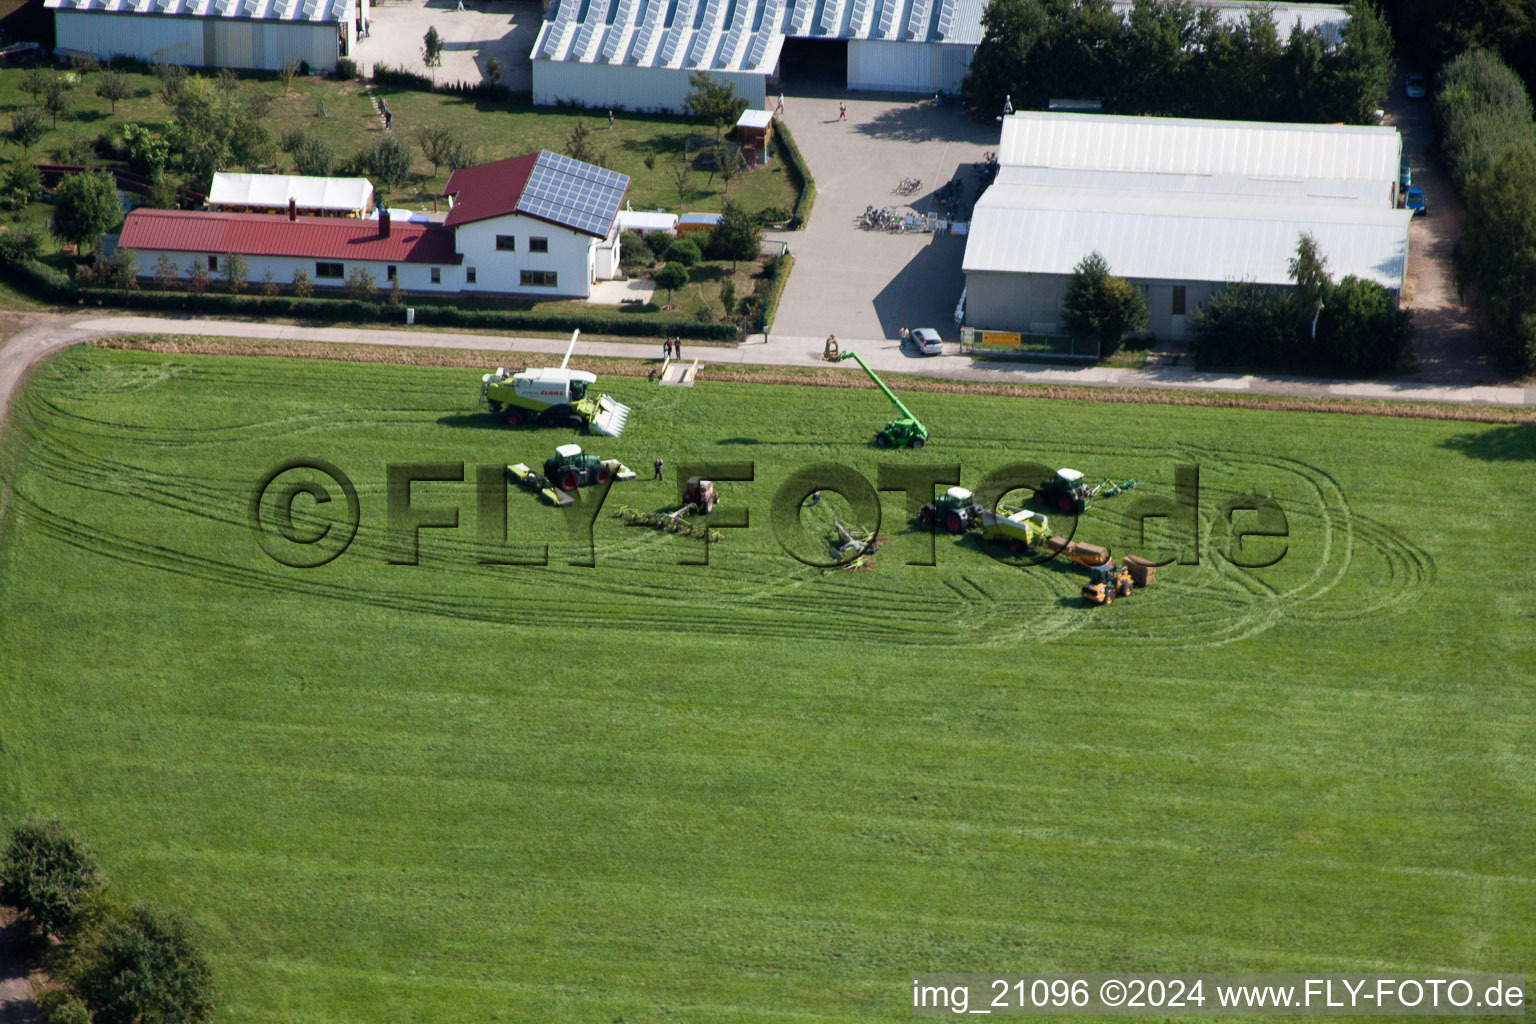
[480,330,631,435]
[835,350,929,448]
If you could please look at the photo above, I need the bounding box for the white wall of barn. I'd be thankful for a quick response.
[532,59,767,114]
[122,248,461,294]
[54,9,346,70]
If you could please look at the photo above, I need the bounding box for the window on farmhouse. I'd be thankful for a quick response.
[466,267,476,284]
[207,255,218,271]
[315,262,343,279]
[520,270,557,287]
[1172,286,1187,316]
[529,237,549,253]
[495,235,515,251]
[386,265,396,281]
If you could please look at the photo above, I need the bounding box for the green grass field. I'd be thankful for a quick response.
[1,345,1533,1022]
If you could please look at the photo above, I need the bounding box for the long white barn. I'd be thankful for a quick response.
[962,112,1411,343]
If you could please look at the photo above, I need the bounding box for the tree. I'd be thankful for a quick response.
[1435,47,1535,189]
[276,59,299,94]
[564,119,596,163]
[1189,281,1294,369]
[484,56,504,85]
[961,0,1048,114]
[291,269,313,297]
[1316,275,1413,373]
[683,71,747,139]
[1325,0,1394,123]
[74,904,214,1024]
[1288,232,1333,339]
[291,135,335,177]
[716,143,741,193]
[10,108,47,151]
[95,69,130,114]
[153,254,180,289]
[366,132,413,190]
[222,252,247,293]
[42,75,73,130]
[185,260,210,293]
[20,67,48,104]
[0,819,104,940]
[52,171,121,253]
[229,111,275,171]
[109,247,138,290]
[671,159,692,207]
[415,124,454,175]
[155,62,187,104]
[3,161,42,210]
[216,66,240,95]
[1060,251,1148,355]
[654,262,688,302]
[423,26,444,81]
[0,227,41,264]
[1457,141,1536,373]
[444,138,478,172]
[147,170,179,210]
[664,238,701,267]
[710,199,761,269]
[345,265,377,301]
[261,269,278,296]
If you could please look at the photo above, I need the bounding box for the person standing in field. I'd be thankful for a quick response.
[654,457,664,481]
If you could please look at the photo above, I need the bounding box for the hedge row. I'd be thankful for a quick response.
[1436,47,1536,374]
[774,121,816,230]
[1,257,737,340]
[760,253,794,332]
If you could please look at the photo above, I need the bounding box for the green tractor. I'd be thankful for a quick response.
[543,444,636,492]
[1034,468,1094,514]
[480,330,631,435]
[919,486,982,534]
[836,350,929,448]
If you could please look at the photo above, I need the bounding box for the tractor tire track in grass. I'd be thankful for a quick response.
[5,352,1435,649]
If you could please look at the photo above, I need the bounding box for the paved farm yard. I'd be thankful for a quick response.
[0,347,1532,1022]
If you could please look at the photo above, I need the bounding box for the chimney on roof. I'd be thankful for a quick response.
[380,209,391,238]
[288,197,297,221]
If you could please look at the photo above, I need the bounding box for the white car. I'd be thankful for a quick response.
[905,328,944,355]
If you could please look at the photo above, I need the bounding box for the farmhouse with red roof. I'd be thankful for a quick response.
[118,150,630,299]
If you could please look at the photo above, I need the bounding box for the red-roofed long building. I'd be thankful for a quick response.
[118,151,631,299]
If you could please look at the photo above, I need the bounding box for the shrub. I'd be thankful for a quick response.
[0,226,42,262]
[345,265,377,301]
[665,238,702,267]
[1435,47,1535,190]
[618,230,651,268]
[0,819,104,939]
[10,108,47,151]
[755,205,791,225]
[74,904,214,1024]
[1190,282,1296,370]
[3,162,43,210]
[52,137,93,167]
[335,57,358,81]
[291,269,313,297]
[774,121,815,228]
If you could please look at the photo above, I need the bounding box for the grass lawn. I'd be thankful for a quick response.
[1,345,1533,1022]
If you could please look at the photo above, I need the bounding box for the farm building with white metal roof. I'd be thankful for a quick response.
[47,0,365,70]
[531,0,1347,113]
[962,112,1410,344]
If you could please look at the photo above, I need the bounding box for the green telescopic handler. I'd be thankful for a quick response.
[836,350,930,448]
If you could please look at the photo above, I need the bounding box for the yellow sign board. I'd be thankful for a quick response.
[979,330,1023,347]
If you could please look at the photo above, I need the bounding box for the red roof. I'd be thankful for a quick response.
[118,208,462,265]
[441,154,538,228]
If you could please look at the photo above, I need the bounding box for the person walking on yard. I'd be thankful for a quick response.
[810,490,821,507]
[776,93,785,114]
[663,338,671,359]
[838,101,846,121]
[608,109,616,129]
[673,338,682,360]
[654,457,664,481]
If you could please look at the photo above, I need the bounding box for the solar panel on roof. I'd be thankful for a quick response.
[874,0,894,36]
[516,151,629,238]
[817,0,842,33]
[933,0,952,37]
[785,0,811,33]
[903,0,929,38]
